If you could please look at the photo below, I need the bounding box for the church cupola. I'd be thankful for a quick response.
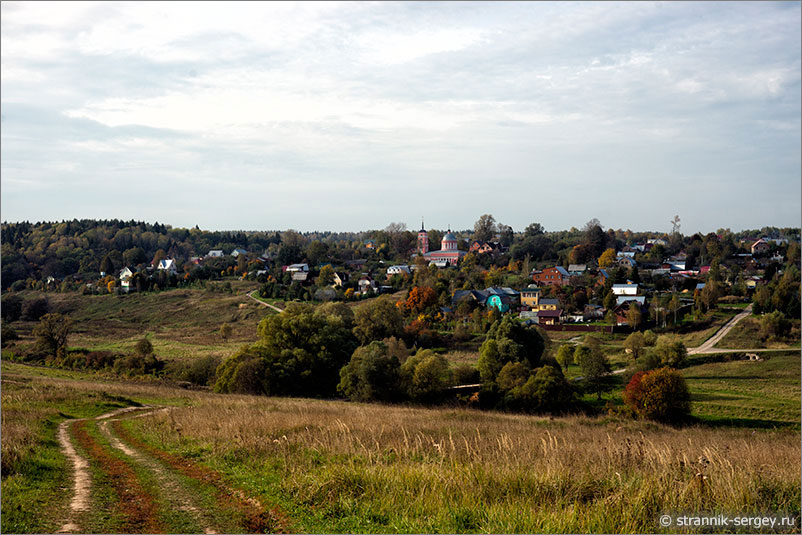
[441,227,457,251]
[417,218,429,254]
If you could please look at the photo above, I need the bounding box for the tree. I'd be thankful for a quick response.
[220,323,232,341]
[100,254,115,275]
[624,331,645,360]
[316,265,335,287]
[352,298,404,344]
[123,247,147,267]
[403,286,438,314]
[1,293,22,323]
[760,311,790,340]
[653,337,687,368]
[598,248,616,269]
[626,302,643,331]
[524,222,544,237]
[752,285,772,314]
[22,297,49,321]
[512,365,575,413]
[478,316,545,383]
[400,350,452,402]
[472,214,497,242]
[623,368,690,423]
[574,345,612,400]
[497,361,530,391]
[338,341,403,402]
[555,344,574,368]
[135,337,153,356]
[33,313,73,358]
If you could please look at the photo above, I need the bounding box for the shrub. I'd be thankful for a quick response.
[166,355,222,386]
[653,337,687,368]
[509,365,575,414]
[623,332,644,360]
[22,297,49,321]
[1,324,19,344]
[623,367,690,423]
[642,330,658,346]
[113,352,164,376]
[497,361,530,391]
[1,294,22,323]
[135,337,153,356]
[452,364,480,385]
[760,311,791,340]
[214,346,266,394]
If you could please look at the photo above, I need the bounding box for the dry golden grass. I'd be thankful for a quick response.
[134,393,801,533]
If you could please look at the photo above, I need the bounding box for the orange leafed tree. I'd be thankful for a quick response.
[404,286,438,314]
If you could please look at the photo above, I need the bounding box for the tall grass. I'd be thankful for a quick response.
[134,395,801,533]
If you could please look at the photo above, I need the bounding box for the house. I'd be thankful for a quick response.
[357,276,378,295]
[291,271,309,282]
[519,286,541,309]
[364,240,377,250]
[613,299,647,326]
[231,248,248,257]
[452,290,489,308]
[583,304,604,321]
[469,241,501,255]
[665,255,687,271]
[616,295,646,306]
[484,287,520,312]
[207,250,224,258]
[617,256,637,270]
[286,263,309,273]
[612,284,638,296]
[531,266,571,286]
[567,264,587,276]
[386,265,411,278]
[751,239,771,255]
[647,238,668,247]
[537,308,562,325]
[332,272,348,288]
[537,298,559,311]
[119,267,135,292]
[157,258,178,275]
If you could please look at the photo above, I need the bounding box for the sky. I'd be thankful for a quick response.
[1,1,800,234]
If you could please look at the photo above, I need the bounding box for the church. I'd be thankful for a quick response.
[415,221,467,266]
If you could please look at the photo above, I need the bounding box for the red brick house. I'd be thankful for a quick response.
[531,266,571,286]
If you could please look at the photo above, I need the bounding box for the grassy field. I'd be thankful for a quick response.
[682,352,801,429]
[3,362,800,533]
[7,284,269,361]
[714,317,801,350]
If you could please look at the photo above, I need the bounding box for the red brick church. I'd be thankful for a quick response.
[415,220,466,266]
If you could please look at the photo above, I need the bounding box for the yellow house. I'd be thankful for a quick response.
[520,287,541,309]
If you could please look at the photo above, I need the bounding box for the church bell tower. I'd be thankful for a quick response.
[417,218,429,254]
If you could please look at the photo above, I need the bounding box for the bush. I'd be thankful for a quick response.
[452,364,480,385]
[477,316,545,383]
[135,337,153,356]
[338,341,402,402]
[1,294,22,322]
[507,365,575,414]
[113,352,164,376]
[760,311,791,340]
[400,350,453,403]
[22,297,49,321]
[214,346,266,394]
[166,355,222,386]
[1,324,19,344]
[555,344,574,368]
[623,367,690,423]
[497,361,530,391]
[653,337,687,368]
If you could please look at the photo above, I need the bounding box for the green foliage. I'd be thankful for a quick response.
[760,311,791,340]
[623,367,691,423]
[653,337,687,368]
[555,344,574,369]
[134,337,153,356]
[32,313,72,358]
[214,345,267,395]
[1,323,19,344]
[400,350,453,403]
[478,316,544,383]
[623,331,644,360]
[219,323,232,341]
[352,298,404,344]
[497,361,530,391]
[338,342,403,402]
[452,364,480,385]
[642,330,657,346]
[166,355,222,386]
[112,352,164,376]
[574,344,612,400]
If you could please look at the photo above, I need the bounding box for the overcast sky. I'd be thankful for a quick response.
[1,1,800,234]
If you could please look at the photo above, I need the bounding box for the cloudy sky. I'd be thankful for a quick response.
[1,1,800,234]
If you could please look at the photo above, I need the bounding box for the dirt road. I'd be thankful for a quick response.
[56,405,286,534]
[688,304,753,354]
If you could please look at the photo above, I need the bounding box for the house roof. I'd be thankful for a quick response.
[554,266,571,277]
[567,264,587,272]
[539,298,559,305]
[616,295,646,305]
[537,309,562,318]
[612,283,638,289]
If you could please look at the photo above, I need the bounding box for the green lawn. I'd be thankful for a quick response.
[682,353,801,429]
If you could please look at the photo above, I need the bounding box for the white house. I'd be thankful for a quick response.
[387,265,411,277]
[612,283,639,296]
[207,250,224,258]
[357,276,378,295]
[119,267,135,292]
[231,248,248,257]
[286,263,309,272]
[157,258,178,275]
